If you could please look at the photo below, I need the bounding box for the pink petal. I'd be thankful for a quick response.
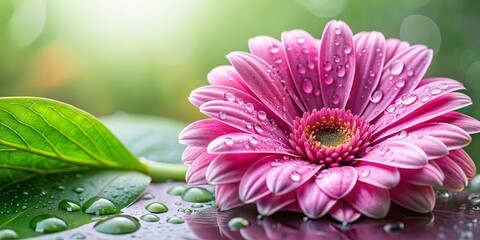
[346,31,385,116]
[355,161,400,189]
[190,85,290,129]
[182,146,205,165]
[362,45,433,122]
[200,100,289,141]
[344,181,390,218]
[207,132,295,156]
[390,182,435,213]
[328,199,362,223]
[435,155,468,191]
[185,152,216,185]
[319,20,356,109]
[207,65,253,95]
[215,183,243,211]
[381,134,448,160]
[227,52,301,123]
[315,166,358,199]
[257,191,297,216]
[282,30,324,111]
[297,180,336,218]
[371,78,465,138]
[356,141,427,169]
[249,36,307,112]
[206,153,265,184]
[448,149,476,179]
[372,92,472,142]
[238,155,277,202]
[384,38,410,62]
[406,123,471,150]
[179,119,239,147]
[429,111,480,134]
[399,162,445,187]
[266,159,321,195]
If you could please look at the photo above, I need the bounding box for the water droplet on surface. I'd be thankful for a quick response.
[296,37,305,44]
[369,70,376,78]
[398,130,408,140]
[30,215,67,234]
[269,44,280,54]
[245,103,254,112]
[218,111,227,120]
[166,217,184,224]
[228,217,250,230]
[429,88,442,95]
[224,92,235,102]
[307,60,315,70]
[370,90,383,103]
[191,203,204,208]
[324,76,334,85]
[182,187,214,203]
[332,95,340,105]
[395,78,406,88]
[82,197,120,215]
[420,95,431,102]
[400,93,417,105]
[390,60,405,75]
[257,111,267,121]
[383,222,405,232]
[140,214,160,222]
[167,185,186,196]
[72,187,84,194]
[248,136,259,145]
[290,171,301,182]
[343,44,352,54]
[224,137,234,146]
[145,202,168,213]
[336,65,346,77]
[302,78,313,93]
[0,229,17,239]
[359,169,370,178]
[94,215,140,234]
[140,193,155,200]
[386,105,396,113]
[59,200,81,212]
[333,55,340,63]
[406,67,415,77]
[297,64,306,74]
[334,28,342,35]
[323,61,333,71]
[254,124,264,134]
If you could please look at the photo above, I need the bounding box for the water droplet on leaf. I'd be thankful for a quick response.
[30,215,67,234]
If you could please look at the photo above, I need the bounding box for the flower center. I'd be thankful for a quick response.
[290,108,371,168]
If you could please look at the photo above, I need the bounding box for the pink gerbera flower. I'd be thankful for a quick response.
[179,20,480,222]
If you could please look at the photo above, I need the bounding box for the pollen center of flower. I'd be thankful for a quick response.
[290,108,371,167]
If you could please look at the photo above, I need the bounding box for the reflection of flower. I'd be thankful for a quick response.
[185,205,434,240]
[179,20,480,222]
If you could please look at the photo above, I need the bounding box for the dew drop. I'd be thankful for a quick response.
[70,233,86,240]
[58,200,81,212]
[398,130,408,140]
[72,187,84,194]
[248,136,259,145]
[30,215,67,234]
[324,75,334,85]
[166,217,185,224]
[191,203,204,208]
[369,70,376,78]
[323,61,333,71]
[306,60,315,70]
[269,44,280,54]
[383,222,405,232]
[332,95,340,105]
[343,44,352,54]
[0,229,17,239]
[228,217,250,230]
[395,78,406,88]
[296,37,305,44]
[245,121,253,130]
[406,67,415,77]
[429,88,442,95]
[140,214,160,222]
[224,92,235,102]
[254,124,264,134]
[271,161,283,167]
[82,197,120,216]
[420,96,431,102]
[333,55,340,63]
[290,171,301,182]
[400,93,417,105]
[390,60,405,75]
[182,187,214,203]
[140,193,155,200]
[167,185,186,196]
[218,111,227,120]
[359,169,370,178]
[145,202,168,213]
[370,90,383,103]
[302,78,313,93]
[245,103,254,112]
[94,215,140,234]
[297,64,306,74]
[386,105,396,113]
[257,111,267,121]
[224,137,234,146]
[336,65,346,77]
[334,28,342,35]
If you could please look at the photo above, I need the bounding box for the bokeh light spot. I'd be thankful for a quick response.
[7,0,46,48]
[297,0,349,18]
[466,61,480,91]
[400,14,441,54]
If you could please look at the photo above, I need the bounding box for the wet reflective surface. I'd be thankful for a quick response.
[33,182,480,240]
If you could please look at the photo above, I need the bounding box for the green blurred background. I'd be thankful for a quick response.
[0,0,479,162]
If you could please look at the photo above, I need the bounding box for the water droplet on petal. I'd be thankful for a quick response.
[297,64,306,74]
[336,65,346,77]
[398,130,408,139]
[269,44,280,54]
[334,28,342,35]
[218,111,227,120]
[369,70,376,78]
[302,78,313,93]
[248,136,259,145]
[370,90,383,103]
[386,105,396,113]
[332,95,340,105]
[400,93,417,105]
[94,215,140,234]
[333,55,340,63]
[429,88,442,95]
[390,60,405,75]
[307,60,315,70]
[254,124,264,134]
[395,78,406,88]
[257,111,267,121]
[420,95,431,102]
[343,44,352,54]
[324,61,333,71]
[296,37,305,44]
[224,137,234,146]
[359,169,370,178]
[324,76,334,85]
[406,67,415,77]
[290,171,301,182]
[224,92,235,102]
[245,103,254,112]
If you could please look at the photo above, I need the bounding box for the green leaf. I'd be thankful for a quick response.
[101,114,188,181]
[0,170,150,239]
[0,97,147,189]
[101,113,186,164]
